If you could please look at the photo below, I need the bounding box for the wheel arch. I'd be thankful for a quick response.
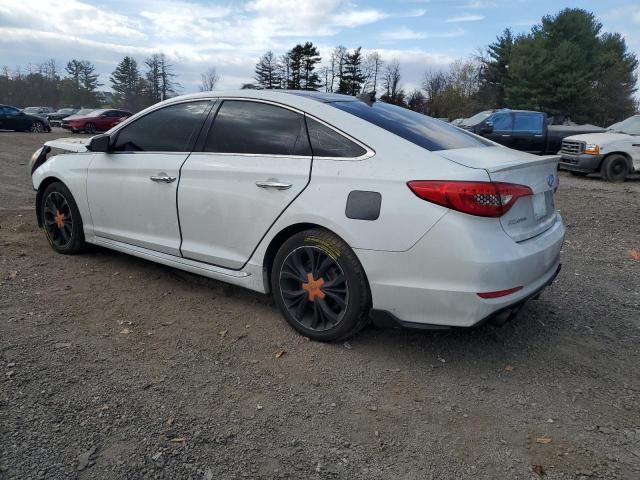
[262,222,372,303]
[35,176,65,227]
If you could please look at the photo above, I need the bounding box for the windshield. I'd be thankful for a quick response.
[332,100,491,151]
[58,108,75,114]
[462,110,493,126]
[23,107,40,113]
[608,116,640,135]
[76,109,98,116]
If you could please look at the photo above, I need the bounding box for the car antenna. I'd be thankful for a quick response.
[356,91,376,105]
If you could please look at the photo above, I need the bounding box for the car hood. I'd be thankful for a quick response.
[44,137,90,153]
[563,132,632,144]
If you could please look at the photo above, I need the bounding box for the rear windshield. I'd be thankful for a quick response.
[331,101,491,151]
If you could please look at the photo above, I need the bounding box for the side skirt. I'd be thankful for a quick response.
[89,236,267,293]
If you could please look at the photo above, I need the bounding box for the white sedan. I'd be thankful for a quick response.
[29,90,565,341]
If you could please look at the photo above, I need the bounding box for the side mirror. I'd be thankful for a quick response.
[480,122,493,134]
[88,134,111,152]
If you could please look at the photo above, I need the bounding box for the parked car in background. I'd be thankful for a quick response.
[0,104,51,132]
[61,109,132,133]
[47,108,79,127]
[23,106,56,118]
[29,90,564,341]
[461,109,605,155]
[559,114,640,182]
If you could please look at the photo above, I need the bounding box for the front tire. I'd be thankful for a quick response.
[40,182,86,254]
[30,121,45,133]
[601,154,629,182]
[271,229,370,341]
[84,122,96,134]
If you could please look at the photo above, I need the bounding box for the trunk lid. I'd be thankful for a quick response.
[437,146,559,242]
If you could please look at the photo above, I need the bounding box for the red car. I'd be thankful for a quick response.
[61,109,132,134]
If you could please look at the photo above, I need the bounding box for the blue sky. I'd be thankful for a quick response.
[0,0,638,93]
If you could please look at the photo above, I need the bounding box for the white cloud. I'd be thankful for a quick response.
[446,14,484,22]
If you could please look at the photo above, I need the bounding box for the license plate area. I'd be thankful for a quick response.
[533,191,553,221]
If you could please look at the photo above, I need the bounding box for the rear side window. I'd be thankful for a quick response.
[332,101,491,151]
[113,101,210,152]
[204,100,311,156]
[489,112,513,131]
[305,117,366,158]
[513,113,544,133]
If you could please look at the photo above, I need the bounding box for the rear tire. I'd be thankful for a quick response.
[271,229,370,341]
[601,154,629,182]
[40,182,87,255]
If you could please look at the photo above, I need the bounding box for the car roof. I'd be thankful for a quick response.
[163,89,360,105]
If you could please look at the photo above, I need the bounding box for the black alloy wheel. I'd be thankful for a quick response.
[279,246,349,332]
[30,121,44,133]
[272,229,370,341]
[40,182,86,254]
[84,122,97,134]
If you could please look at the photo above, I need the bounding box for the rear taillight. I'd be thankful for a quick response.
[407,180,533,217]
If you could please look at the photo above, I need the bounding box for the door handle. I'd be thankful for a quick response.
[150,174,176,183]
[255,181,292,190]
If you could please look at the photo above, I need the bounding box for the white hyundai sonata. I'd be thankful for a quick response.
[29,90,565,341]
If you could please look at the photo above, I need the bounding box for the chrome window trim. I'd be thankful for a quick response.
[107,96,375,161]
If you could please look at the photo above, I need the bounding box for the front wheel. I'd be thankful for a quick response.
[40,182,87,254]
[84,122,97,134]
[601,154,629,182]
[271,229,370,341]
[30,121,45,133]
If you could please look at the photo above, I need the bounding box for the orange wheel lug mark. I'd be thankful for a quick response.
[54,210,65,229]
[302,272,326,302]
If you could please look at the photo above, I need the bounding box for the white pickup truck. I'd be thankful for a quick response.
[559,114,640,182]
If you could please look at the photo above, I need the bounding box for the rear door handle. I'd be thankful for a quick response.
[150,174,176,183]
[255,181,292,190]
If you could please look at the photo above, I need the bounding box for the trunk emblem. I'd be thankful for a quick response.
[547,174,555,187]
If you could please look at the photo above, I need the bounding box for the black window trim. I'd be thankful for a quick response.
[303,113,374,161]
[108,99,215,154]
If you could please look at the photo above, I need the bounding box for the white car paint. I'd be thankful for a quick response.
[563,130,640,172]
[31,90,565,329]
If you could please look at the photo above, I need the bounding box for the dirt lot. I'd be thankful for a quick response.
[1,130,639,480]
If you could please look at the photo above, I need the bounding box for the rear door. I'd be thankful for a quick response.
[178,99,312,269]
[511,112,546,153]
[87,100,212,255]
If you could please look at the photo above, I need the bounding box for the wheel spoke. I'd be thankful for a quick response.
[323,289,346,308]
[323,274,345,289]
[281,288,306,300]
[317,298,339,325]
[294,294,308,320]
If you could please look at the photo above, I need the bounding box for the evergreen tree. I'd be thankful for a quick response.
[339,47,365,95]
[110,56,143,111]
[254,51,280,89]
[300,42,321,90]
[477,28,513,107]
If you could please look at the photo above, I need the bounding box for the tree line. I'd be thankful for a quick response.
[0,8,636,125]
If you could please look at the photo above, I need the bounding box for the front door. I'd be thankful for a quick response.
[511,112,546,153]
[179,100,312,269]
[87,100,212,255]
[484,112,514,149]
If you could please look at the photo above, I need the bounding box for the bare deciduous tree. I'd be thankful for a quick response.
[199,67,220,92]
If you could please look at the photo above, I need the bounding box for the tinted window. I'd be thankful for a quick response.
[205,101,310,156]
[3,107,19,117]
[332,101,491,151]
[488,112,513,131]
[306,117,366,158]
[113,101,210,152]
[513,112,543,133]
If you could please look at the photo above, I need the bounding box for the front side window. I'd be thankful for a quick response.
[332,100,491,151]
[489,112,513,131]
[513,113,544,133]
[113,101,210,152]
[3,107,19,117]
[305,117,366,158]
[204,100,310,156]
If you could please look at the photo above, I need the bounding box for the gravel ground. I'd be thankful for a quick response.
[1,130,639,480]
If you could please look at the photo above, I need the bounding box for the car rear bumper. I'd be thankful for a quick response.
[355,211,566,328]
[559,153,603,172]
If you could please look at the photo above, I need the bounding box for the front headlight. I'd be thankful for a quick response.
[29,147,44,173]
[584,143,600,155]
